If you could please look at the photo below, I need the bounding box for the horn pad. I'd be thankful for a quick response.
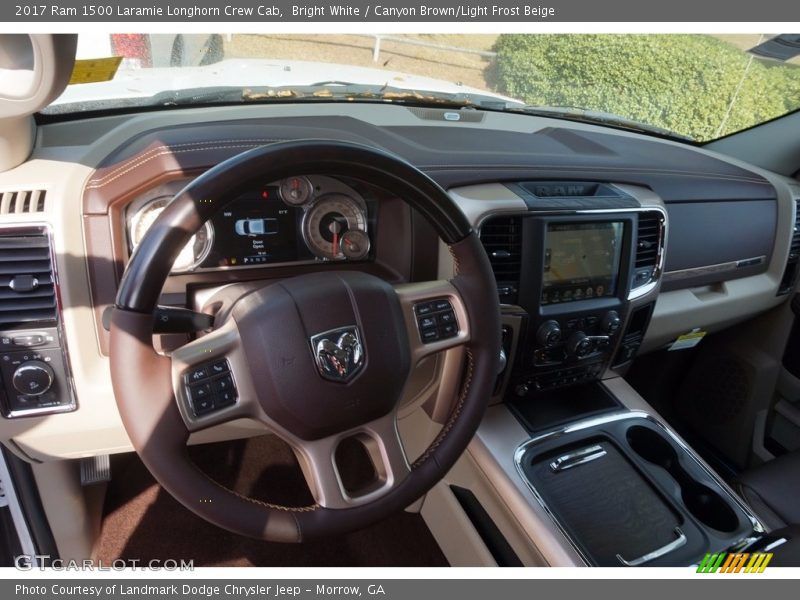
[232,271,411,440]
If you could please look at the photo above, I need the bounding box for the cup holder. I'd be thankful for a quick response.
[626,426,739,533]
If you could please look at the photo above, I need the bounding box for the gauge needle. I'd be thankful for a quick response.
[329,220,342,258]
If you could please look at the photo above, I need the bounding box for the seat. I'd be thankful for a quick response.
[736,450,800,530]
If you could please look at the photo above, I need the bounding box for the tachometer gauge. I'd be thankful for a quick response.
[340,229,371,260]
[301,194,367,260]
[129,197,214,272]
[279,176,314,206]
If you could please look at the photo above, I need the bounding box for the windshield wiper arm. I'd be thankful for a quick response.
[150,83,487,108]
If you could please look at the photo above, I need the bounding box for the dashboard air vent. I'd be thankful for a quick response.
[479,216,522,304]
[632,211,664,289]
[778,200,800,295]
[0,231,57,327]
[0,190,47,215]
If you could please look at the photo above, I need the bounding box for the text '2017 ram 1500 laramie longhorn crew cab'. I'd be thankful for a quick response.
[0,33,799,567]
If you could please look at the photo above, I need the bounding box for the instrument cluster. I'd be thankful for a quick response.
[126,175,372,272]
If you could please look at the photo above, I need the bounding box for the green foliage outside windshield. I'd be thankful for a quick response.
[490,34,800,141]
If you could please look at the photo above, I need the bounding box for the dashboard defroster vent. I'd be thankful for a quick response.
[0,231,57,327]
[479,216,522,304]
[778,200,800,295]
[0,190,46,215]
[632,211,665,290]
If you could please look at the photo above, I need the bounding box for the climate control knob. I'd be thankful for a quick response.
[12,361,54,396]
[536,320,562,348]
[566,332,594,358]
[602,310,622,334]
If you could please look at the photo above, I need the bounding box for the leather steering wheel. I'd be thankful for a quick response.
[109,140,500,542]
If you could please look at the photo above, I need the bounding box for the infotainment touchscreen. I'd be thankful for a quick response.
[542,222,624,304]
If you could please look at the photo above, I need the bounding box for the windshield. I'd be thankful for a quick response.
[45,33,800,143]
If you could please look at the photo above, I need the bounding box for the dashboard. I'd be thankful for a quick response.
[0,101,797,461]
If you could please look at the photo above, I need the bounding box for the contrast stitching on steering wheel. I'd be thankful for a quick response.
[447,244,461,276]
[412,348,473,469]
[196,464,320,513]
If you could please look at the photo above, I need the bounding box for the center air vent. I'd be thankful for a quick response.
[0,190,47,215]
[0,230,57,327]
[633,211,665,289]
[778,200,800,295]
[479,216,522,304]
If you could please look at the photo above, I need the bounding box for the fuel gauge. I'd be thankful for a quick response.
[340,229,371,260]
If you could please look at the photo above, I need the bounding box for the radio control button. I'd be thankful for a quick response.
[536,320,562,348]
[602,311,622,334]
[566,332,593,358]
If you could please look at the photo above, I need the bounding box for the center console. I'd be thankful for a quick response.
[513,408,761,566]
[479,183,666,399]
[449,182,771,567]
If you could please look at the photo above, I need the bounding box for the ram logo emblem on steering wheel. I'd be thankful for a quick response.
[310,326,365,382]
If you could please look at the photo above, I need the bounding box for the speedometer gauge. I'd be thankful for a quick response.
[301,194,367,260]
[129,197,214,272]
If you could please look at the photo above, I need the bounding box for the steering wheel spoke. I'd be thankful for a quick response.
[394,280,471,363]
[293,412,411,509]
[170,318,265,432]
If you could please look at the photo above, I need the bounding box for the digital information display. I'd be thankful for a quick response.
[199,186,313,267]
[542,222,624,304]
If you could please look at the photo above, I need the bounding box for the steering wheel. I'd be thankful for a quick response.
[109,140,500,542]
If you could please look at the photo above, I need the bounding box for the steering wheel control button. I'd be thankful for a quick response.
[216,389,237,408]
[183,359,237,416]
[439,311,456,325]
[209,361,229,376]
[418,315,437,330]
[415,302,435,316]
[440,322,458,338]
[421,328,440,343]
[186,366,208,383]
[415,298,459,343]
[188,383,214,415]
[212,375,234,393]
[432,299,452,312]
